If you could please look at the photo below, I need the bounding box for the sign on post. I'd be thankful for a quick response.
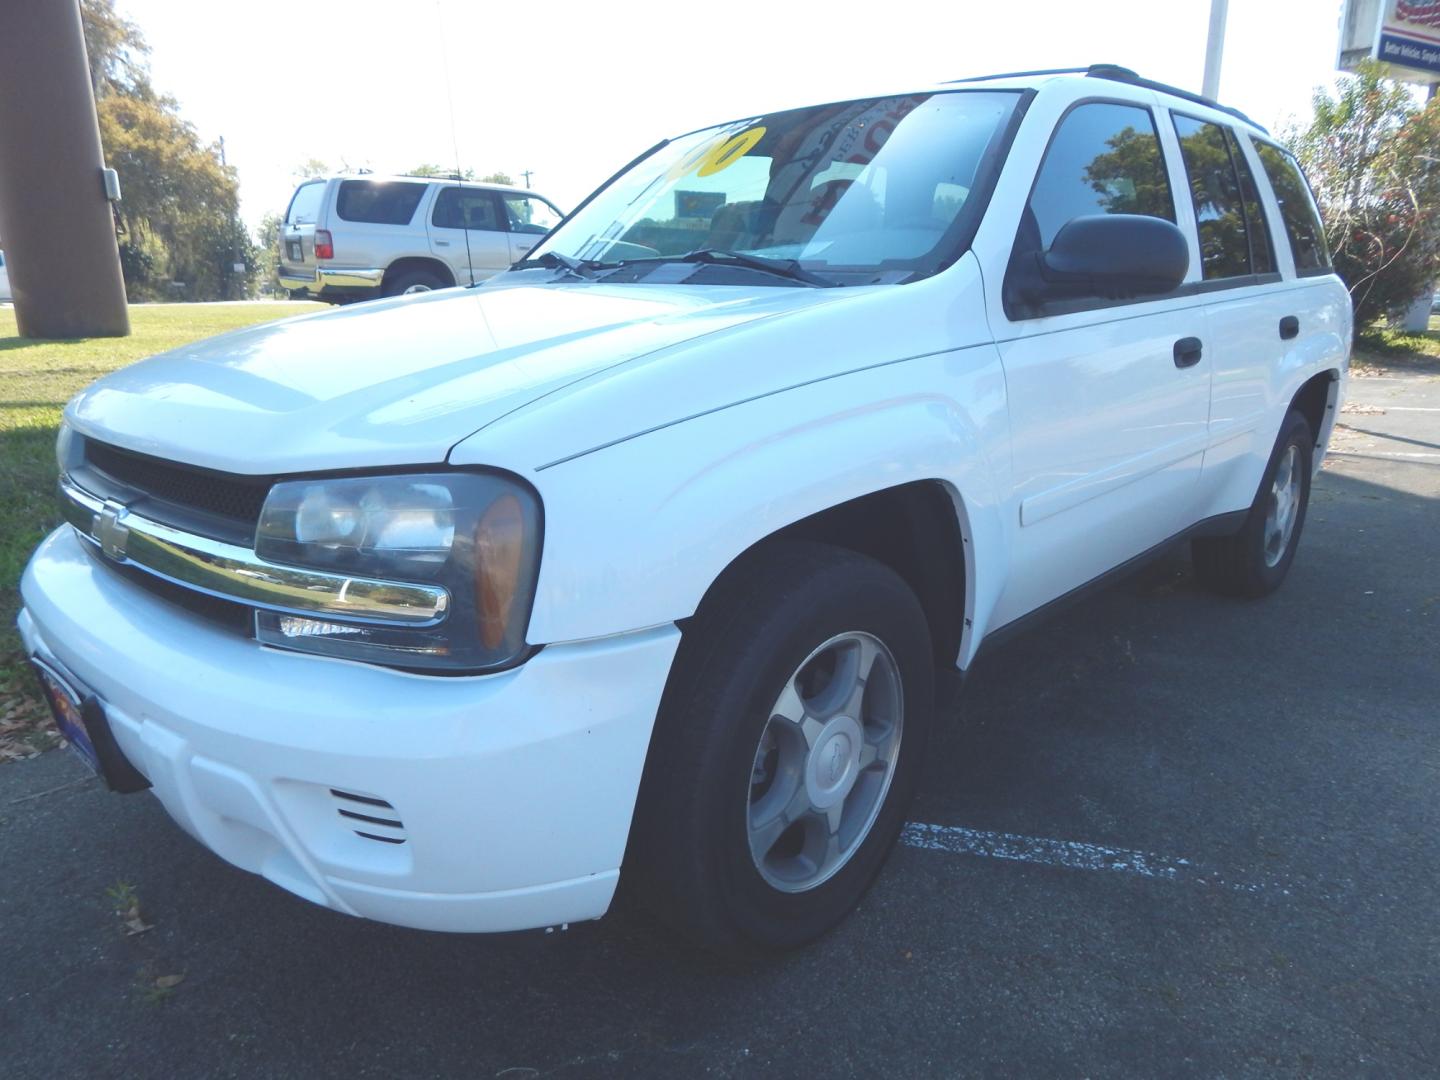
[1340,0,1440,83]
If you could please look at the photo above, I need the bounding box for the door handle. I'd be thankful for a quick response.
[1173,336,1203,368]
[434,239,451,247]
[1279,315,1300,340]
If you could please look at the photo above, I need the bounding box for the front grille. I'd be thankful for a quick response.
[85,440,271,526]
[91,548,256,637]
[331,789,407,845]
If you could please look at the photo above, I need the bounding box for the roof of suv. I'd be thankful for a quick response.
[945,63,1267,133]
[313,173,548,198]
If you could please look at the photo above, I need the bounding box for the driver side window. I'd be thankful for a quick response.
[1005,102,1176,317]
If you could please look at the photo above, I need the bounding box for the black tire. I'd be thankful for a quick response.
[1192,409,1314,598]
[382,268,447,297]
[625,540,935,953]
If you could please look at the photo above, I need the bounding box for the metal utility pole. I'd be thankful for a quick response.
[0,0,129,337]
[1202,0,1229,100]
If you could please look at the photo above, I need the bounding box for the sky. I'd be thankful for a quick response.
[113,0,1358,234]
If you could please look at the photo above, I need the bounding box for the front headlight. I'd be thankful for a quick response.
[55,421,80,475]
[253,471,541,671]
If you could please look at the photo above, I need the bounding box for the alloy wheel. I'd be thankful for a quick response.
[746,631,903,893]
[1263,444,1301,568]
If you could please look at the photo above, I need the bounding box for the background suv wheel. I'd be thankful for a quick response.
[383,268,446,296]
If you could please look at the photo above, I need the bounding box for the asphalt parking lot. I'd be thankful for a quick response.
[2,365,1437,1079]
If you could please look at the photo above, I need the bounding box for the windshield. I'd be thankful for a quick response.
[525,90,1020,285]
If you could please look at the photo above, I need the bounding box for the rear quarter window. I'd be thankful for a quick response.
[285,180,325,225]
[335,180,427,226]
[1251,141,1331,274]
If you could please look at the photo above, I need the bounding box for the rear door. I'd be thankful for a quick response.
[329,179,428,272]
[499,193,564,263]
[279,179,326,277]
[1165,113,1291,513]
[426,186,511,284]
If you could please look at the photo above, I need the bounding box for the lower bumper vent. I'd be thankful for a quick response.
[330,788,406,845]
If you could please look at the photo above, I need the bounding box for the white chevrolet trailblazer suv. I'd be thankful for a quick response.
[277,174,564,301]
[22,66,1350,952]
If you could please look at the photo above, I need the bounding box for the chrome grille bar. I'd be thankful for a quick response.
[59,475,450,626]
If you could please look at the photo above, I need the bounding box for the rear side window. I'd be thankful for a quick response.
[1227,129,1276,275]
[285,181,325,225]
[1023,101,1175,251]
[1172,115,1253,280]
[1252,142,1331,273]
[335,180,426,226]
[432,188,502,231]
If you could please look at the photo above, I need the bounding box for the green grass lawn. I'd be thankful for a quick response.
[0,302,321,758]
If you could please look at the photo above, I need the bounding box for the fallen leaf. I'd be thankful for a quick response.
[154,974,185,990]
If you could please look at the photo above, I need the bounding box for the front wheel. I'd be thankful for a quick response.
[1192,408,1314,597]
[626,541,935,952]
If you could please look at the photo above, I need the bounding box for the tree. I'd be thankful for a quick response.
[80,0,148,98]
[80,0,257,300]
[479,171,514,186]
[1083,126,1175,220]
[1287,62,1440,328]
[256,211,284,297]
[98,94,254,299]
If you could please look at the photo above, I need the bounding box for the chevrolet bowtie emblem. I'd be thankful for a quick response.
[92,499,131,560]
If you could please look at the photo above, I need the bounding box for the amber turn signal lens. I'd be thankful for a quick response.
[475,493,525,650]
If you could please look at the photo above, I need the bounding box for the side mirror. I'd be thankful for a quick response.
[1039,214,1188,300]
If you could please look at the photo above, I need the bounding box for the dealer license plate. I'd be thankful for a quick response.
[31,659,101,775]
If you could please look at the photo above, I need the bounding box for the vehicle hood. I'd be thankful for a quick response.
[66,283,851,475]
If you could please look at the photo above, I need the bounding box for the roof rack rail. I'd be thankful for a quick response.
[944,66,1090,84]
[1083,64,1268,133]
[945,63,1267,133]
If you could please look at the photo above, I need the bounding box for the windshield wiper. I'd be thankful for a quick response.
[669,249,834,287]
[603,248,834,287]
[509,251,601,281]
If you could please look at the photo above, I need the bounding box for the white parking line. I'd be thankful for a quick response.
[1329,450,1440,460]
[900,822,1295,895]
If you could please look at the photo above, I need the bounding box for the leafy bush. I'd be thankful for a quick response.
[1287,62,1440,329]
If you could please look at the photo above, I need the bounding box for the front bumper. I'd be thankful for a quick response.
[277,265,385,294]
[19,526,681,933]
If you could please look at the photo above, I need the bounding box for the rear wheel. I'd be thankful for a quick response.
[383,268,447,297]
[1192,409,1314,597]
[626,541,935,952]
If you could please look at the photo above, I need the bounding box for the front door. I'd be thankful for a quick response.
[981,99,1212,627]
[499,193,564,264]
[427,187,511,285]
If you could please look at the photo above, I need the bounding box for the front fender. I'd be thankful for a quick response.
[514,343,1012,654]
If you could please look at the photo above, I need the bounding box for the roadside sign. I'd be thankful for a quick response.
[1340,0,1440,83]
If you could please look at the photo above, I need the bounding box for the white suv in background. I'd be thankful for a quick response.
[277,175,564,301]
[0,249,11,302]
